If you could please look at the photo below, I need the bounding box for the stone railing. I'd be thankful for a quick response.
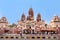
[0,34,60,40]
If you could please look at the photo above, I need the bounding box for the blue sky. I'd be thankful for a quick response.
[0,0,60,24]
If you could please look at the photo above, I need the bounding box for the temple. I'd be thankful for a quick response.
[0,8,60,34]
[17,8,60,34]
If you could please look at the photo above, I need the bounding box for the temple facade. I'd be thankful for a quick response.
[0,8,60,40]
[17,8,60,34]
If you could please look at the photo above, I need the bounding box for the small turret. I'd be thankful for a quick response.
[21,13,26,21]
[36,13,41,22]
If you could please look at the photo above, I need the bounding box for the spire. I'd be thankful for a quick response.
[28,7,34,17]
[27,8,34,21]
[21,13,25,21]
[36,13,41,22]
[27,16,30,20]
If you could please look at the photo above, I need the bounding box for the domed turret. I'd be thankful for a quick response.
[36,13,41,22]
[0,16,8,28]
[53,14,59,21]
[1,16,7,21]
[21,13,26,21]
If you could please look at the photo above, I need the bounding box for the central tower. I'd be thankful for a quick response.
[27,8,34,21]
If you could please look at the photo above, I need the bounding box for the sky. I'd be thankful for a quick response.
[0,0,60,24]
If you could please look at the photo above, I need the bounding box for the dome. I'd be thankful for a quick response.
[53,15,59,21]
[1,16,7,21]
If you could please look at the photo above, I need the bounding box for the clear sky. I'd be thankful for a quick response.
[0,0,60,24]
